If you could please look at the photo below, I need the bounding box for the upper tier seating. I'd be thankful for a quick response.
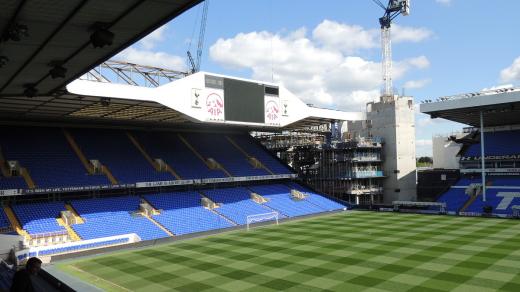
[11,202,66,235]
[0,126,109,189]
[70,196,169,241]
[183,133,269,177]
[203,187,276,225]
[72,129,174,184]
[465,188,520,215]
[134,132,226,179]
[463,130,520,157]
[230,134,293,175]
[286,182,346,211]
[248,184,325,217]
[0,176,26,190]
[144,191,233,235]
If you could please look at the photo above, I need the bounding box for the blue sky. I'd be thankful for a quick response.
[116,0,520,156]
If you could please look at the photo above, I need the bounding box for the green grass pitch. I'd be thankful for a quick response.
[57,211,520,291]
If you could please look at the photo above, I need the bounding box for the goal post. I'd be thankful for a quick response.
[246,212,279,231]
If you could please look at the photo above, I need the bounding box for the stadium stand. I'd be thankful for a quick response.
[71,128,175,184]
[203,187,277,225]
[0,176,26,190]
[144,191,234,235]
[436,188,469,213]
[0,208,11,231]
[463,130,520,157]
[183,133,269,177]
[229,134,294,175]
[249,184,326,217]
[11,202,66,236]
[465,188,520,215]
[286,182,346,211]
[70,196,169,241]
[0,126,110,189]
[134,132,227,179]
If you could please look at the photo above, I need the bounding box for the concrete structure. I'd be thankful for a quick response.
[432,134,463,169]
[348,96,417,203]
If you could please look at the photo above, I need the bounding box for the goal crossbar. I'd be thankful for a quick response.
[246,212,279,230]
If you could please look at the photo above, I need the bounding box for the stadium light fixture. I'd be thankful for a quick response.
[23,84,38,98]
[49,61,67,79]
[0,56,8,68]
[90,23,114,48]
[1,22,28,42]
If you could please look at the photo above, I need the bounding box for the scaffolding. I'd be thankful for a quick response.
[260,134,385,205]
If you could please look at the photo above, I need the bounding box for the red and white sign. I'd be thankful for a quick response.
[205,90,224,121]
[265,96,280,125]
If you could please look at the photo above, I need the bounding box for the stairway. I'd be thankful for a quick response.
[127,132,182,179]
[178,134,231,177]
[56,218,81,241]
[143,213,174,237]
[459,194,480,213]
[64,204,84,224]
[226,136,274,174]
[63,129,94,174]
[3,206,30,240]
[20,167,35,189]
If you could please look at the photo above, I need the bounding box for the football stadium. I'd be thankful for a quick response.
[1,0,520,291]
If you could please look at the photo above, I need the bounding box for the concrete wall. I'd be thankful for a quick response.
[432,134,463,169]
[348,97,417,203]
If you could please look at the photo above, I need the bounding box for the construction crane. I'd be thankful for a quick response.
[372,0,410,100]
[187,0,209,74]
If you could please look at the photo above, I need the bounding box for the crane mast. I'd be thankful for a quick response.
[372,0,410,101]
[187,0,209,74]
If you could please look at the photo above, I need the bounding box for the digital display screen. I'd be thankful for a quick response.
[224,78,265,123]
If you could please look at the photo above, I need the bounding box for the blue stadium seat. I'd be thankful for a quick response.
[248,184,325,217]
[0,126,110,189]
[11,201,66,235]
[436,188,469,213]
[71,129,175,184]
[144,191,233,235]
[203,187,276,225]
[230,134,294,175]
[134,132,226,179]
[286,182,346,211]
[463,130,520,157]
[183,133,269,177]
[0,176,26,190]
[70,196,169,241]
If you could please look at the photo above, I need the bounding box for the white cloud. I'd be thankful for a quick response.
[209,21,431,111]
[416,139,433,147]
[139,25,167,50]
[404,78,431,89]
[436,0,452,6]
[481,84,513,91]
[500,57,520,83]
[392,24,434,43]
[312,20,378,53]
[115,47,186,71]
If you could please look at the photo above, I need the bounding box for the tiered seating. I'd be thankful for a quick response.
[463,130,520,157]
[0,126,109,189]
[70,196,169,241]
[286,182,346,211]
[230,134,293,174]
[0,208,11,231]
[203,187,276,225]
[144,191,233,235]
[0,176,26,190]
[465,189,520,215]
[488,176,520,187]
[184,133,269,177]
[134,132,226,179]
[249,184,324,217]
[436,188,469,213]
[11,202,66,235]
[72,129,174,184]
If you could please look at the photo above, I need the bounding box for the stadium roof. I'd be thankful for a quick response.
[0,0,201,97]
[420,88,520,127]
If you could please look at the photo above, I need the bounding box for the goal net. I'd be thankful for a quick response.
[246,212,279,230]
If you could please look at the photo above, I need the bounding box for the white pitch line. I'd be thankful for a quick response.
[69,264,131,292]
